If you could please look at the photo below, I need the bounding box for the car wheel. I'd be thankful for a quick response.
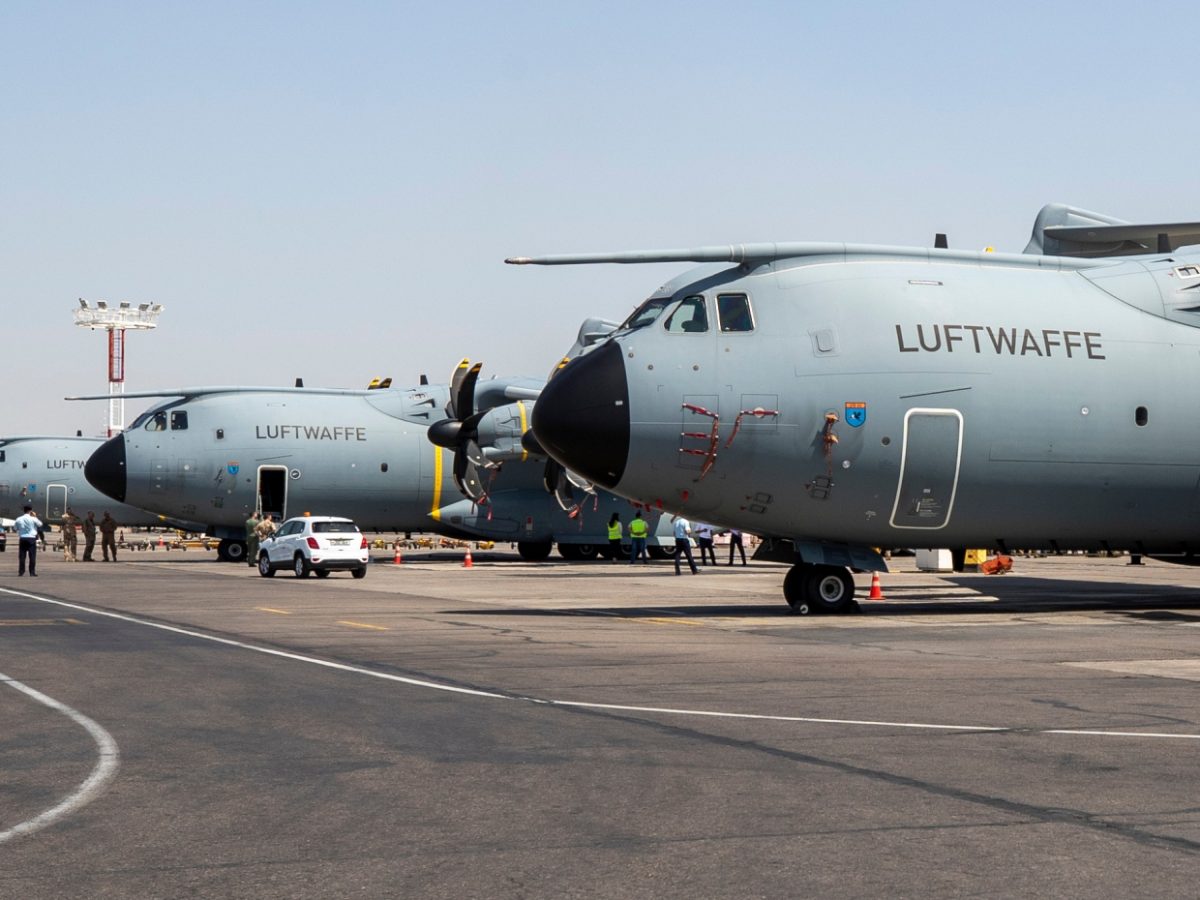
[293,554,311,578]
[258,553,274,577]
[351,567,367,579]
[315,569,331,578]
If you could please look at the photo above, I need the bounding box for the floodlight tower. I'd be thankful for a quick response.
[74,299,164,436]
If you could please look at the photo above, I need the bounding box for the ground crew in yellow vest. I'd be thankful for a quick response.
[628,510,649,563]
[606,513,623,561]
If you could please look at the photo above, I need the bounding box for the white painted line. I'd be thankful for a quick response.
[4,587,1198,742]
[0,670,120,844]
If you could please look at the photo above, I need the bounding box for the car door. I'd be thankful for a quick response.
[269,520,297,564]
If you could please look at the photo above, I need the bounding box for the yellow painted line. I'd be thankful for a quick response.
[0,618,85,627]
[338,620,389,631]
[517,400,529,461]
[255,607,292,615]
[430,446,444,522]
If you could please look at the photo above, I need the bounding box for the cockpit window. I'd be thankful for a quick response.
[717,293,754,332]
[170,410,189,431]
[619,297,674,331]
[663,295,709,334]
[144,411,168,432]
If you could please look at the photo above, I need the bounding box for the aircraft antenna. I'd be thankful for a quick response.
[73,299,164,437]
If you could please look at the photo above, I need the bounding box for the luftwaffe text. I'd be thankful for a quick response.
[895,324,1104,359]
[255,425,367,441]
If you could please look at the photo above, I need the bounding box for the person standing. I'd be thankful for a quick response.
[245,510,262,567]
[606,513,623,561]
[15,504,41,576]
[256,513,277,544]
[99,512,118,562]
[694,521,716,566]
[61,508,79,562]
[81,511,97,561]
[672,515,699,575]
[727,528,747,566]
[628,510,649,563]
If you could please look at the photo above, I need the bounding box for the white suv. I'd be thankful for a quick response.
[258,516,369,579]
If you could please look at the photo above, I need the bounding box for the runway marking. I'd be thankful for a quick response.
[633,617,708,627]
[338,620,389,631]
[256,607,292,615]
[0,669,120,844]
[5,587,1200,742]
[0,618,86,627]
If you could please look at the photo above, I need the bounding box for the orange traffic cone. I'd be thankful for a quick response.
[393,543,403,565]
[868,571,884,600]
[158,533,165,549]
[463,546,474,568]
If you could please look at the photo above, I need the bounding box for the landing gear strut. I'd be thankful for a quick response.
[783,563,856,615]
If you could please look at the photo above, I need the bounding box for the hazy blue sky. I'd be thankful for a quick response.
[2,0,1194,434]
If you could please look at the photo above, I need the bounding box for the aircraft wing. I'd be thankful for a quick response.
[66,386,376,401]
[1024,203,1200,258]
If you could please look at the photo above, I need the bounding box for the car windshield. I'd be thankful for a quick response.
[618,297,674,331]
[312,521,358,534]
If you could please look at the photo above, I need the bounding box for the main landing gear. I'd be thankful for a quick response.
[217,539,247,563]
[782,563,857,615]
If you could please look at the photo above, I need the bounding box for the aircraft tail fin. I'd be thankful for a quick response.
[1026,203,1200,258]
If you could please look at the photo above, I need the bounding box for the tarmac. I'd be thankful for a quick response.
[4,546,1200,897]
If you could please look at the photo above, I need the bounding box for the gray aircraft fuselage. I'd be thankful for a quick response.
[85,387,467,543]
[82,381,675,560]
[530,244,1200,576]
[0,436,180,527]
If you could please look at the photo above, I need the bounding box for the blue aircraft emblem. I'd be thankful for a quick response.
[227,462,240,476]
[844,402,867,428]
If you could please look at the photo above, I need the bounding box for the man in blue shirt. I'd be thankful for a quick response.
[672,515,699,575]
[14,504,41,576]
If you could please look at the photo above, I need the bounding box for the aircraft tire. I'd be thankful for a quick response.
[517,541,553,562]
[258,553,274,577]
[804,565,855,614]
[574,543,601,560]
[647,546,672,561]
[293,554,311,578]
[783,565,814,615]
[558,544,584,561]
[218,539,247,563]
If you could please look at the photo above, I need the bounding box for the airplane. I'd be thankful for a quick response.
[75,337,678,561]
[513,203,1200,613]
[0,435,199,530]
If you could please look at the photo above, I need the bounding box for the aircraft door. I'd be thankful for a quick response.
[46,484,68,521]
[257,466,288,520]
[889,409,963,530]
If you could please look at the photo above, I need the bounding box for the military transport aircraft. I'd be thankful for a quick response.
[77,334,676,561]
[0,435,196,529]
[516,203,1200,613]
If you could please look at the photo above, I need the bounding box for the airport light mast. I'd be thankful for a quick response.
[74,299,164,437]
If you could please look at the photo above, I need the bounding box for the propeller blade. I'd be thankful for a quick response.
[457,363,483,422]
[453,451,485,501]
[448,358,471,418]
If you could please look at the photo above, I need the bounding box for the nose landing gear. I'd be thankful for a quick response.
[783,563,857,615]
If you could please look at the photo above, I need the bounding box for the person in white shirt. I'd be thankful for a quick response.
[672,516,699,575]
[14,504,42,576]
[693,522,716,566]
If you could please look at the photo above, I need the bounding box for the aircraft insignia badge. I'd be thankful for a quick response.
[227,462,240,475]
[844,402,867,427]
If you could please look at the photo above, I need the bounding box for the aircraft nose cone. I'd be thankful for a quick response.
[85,434,127,503]
[531,339,629,489]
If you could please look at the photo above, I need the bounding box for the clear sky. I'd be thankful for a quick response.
[2,0,1194,435]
